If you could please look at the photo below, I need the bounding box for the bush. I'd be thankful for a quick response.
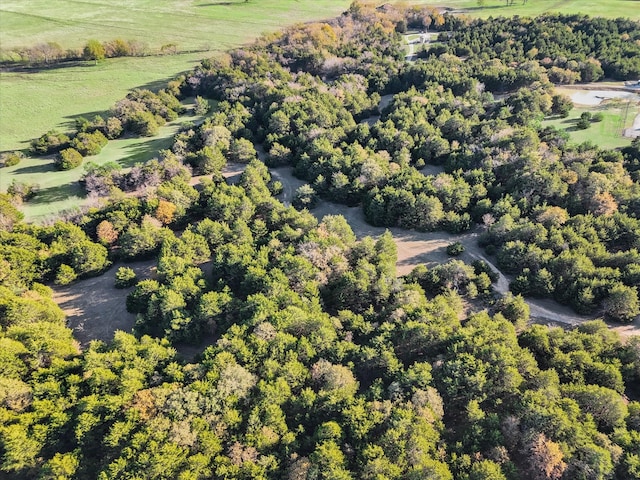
[592,112,604,122]
[0,151,24,167]
[129,111,159,137]
[55,148,83,170]
[576,112,592,130]
[446,242,465,256]
[115,267,138,288]
[194,96,210,116]
[55,264,77,285]
[31,130,70,155]
[71,130,108,156]
[7,180,39,201]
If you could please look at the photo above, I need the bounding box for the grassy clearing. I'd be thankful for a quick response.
[431,0,639,18]
[542,102,638,150]
[0,109,197,223]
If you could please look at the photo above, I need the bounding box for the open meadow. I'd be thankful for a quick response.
[543,102,639,150]
[432,0,639,18]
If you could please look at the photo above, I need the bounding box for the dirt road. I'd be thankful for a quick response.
[272,166,640,336]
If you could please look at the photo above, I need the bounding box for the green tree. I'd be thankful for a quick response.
[83,39,105,64]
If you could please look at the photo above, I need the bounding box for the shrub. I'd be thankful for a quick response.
[7,180,39,201]
[576,112,592,130]
[31,130,70,155]
[55,264,77,285]
[446,242,465,256]
[194,96,210,116]
[0,151,24,167]
[115,267,138,288]
[104,117,123,139]
[129,111,159,137]
[55,148,83,170]
[71,130,108,156]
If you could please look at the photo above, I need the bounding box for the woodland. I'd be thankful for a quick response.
[1,2,640,479]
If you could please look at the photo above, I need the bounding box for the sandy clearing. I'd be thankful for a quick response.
[53,258,157,347]
[563,89,639,106]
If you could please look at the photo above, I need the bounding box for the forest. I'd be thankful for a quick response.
[1,2,640,479]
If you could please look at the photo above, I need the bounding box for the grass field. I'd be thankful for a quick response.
[0,53,207,152]
[0,0,356,52]
[542,103,639,150]
[432,0,639,18]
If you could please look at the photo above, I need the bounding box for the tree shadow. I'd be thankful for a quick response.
[197,2,240,7]
[116,134,178,169]
[461,6,511,12]
[11,163,54,175]
[29,183,85,205]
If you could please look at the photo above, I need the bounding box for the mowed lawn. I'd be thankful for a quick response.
[542,103,639,150]
[0,115,190,223]
[431,0,639,18]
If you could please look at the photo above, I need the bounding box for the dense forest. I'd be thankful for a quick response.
[1,2,640,479]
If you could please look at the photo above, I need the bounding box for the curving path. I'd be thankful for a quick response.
[268,165,640,337]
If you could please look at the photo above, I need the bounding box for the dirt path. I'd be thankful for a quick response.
[271,166,640,337]
[189,161,246,187]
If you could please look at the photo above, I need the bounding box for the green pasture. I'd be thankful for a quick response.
[432,0,639,18]
[0,53,206,152]
[542,103,639,150]
[0,0,356,52]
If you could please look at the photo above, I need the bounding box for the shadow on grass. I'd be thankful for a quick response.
[457,5,510,12]
[30,183,85,205]
[12,162,54,175]
[197,2,241,6]
[117,134,178,169]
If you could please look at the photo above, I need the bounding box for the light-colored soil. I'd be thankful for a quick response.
[52,259,157,347]
[565,89,639,107]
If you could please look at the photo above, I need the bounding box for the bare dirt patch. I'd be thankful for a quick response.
[52,259,157,347]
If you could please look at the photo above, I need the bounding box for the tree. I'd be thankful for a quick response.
[155,200,177,225]
[55,148,83,170]
[603,284,640,322]
[467,460,506,480]
[115,267,137,288]
[576,112,592,130]
[194,96,209,116]
[96,220,119,245]
[83,39,105,64]
[293,185,318,209]
[551,94,573,118]
[522,433,567,480]
[446,242,464,256]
